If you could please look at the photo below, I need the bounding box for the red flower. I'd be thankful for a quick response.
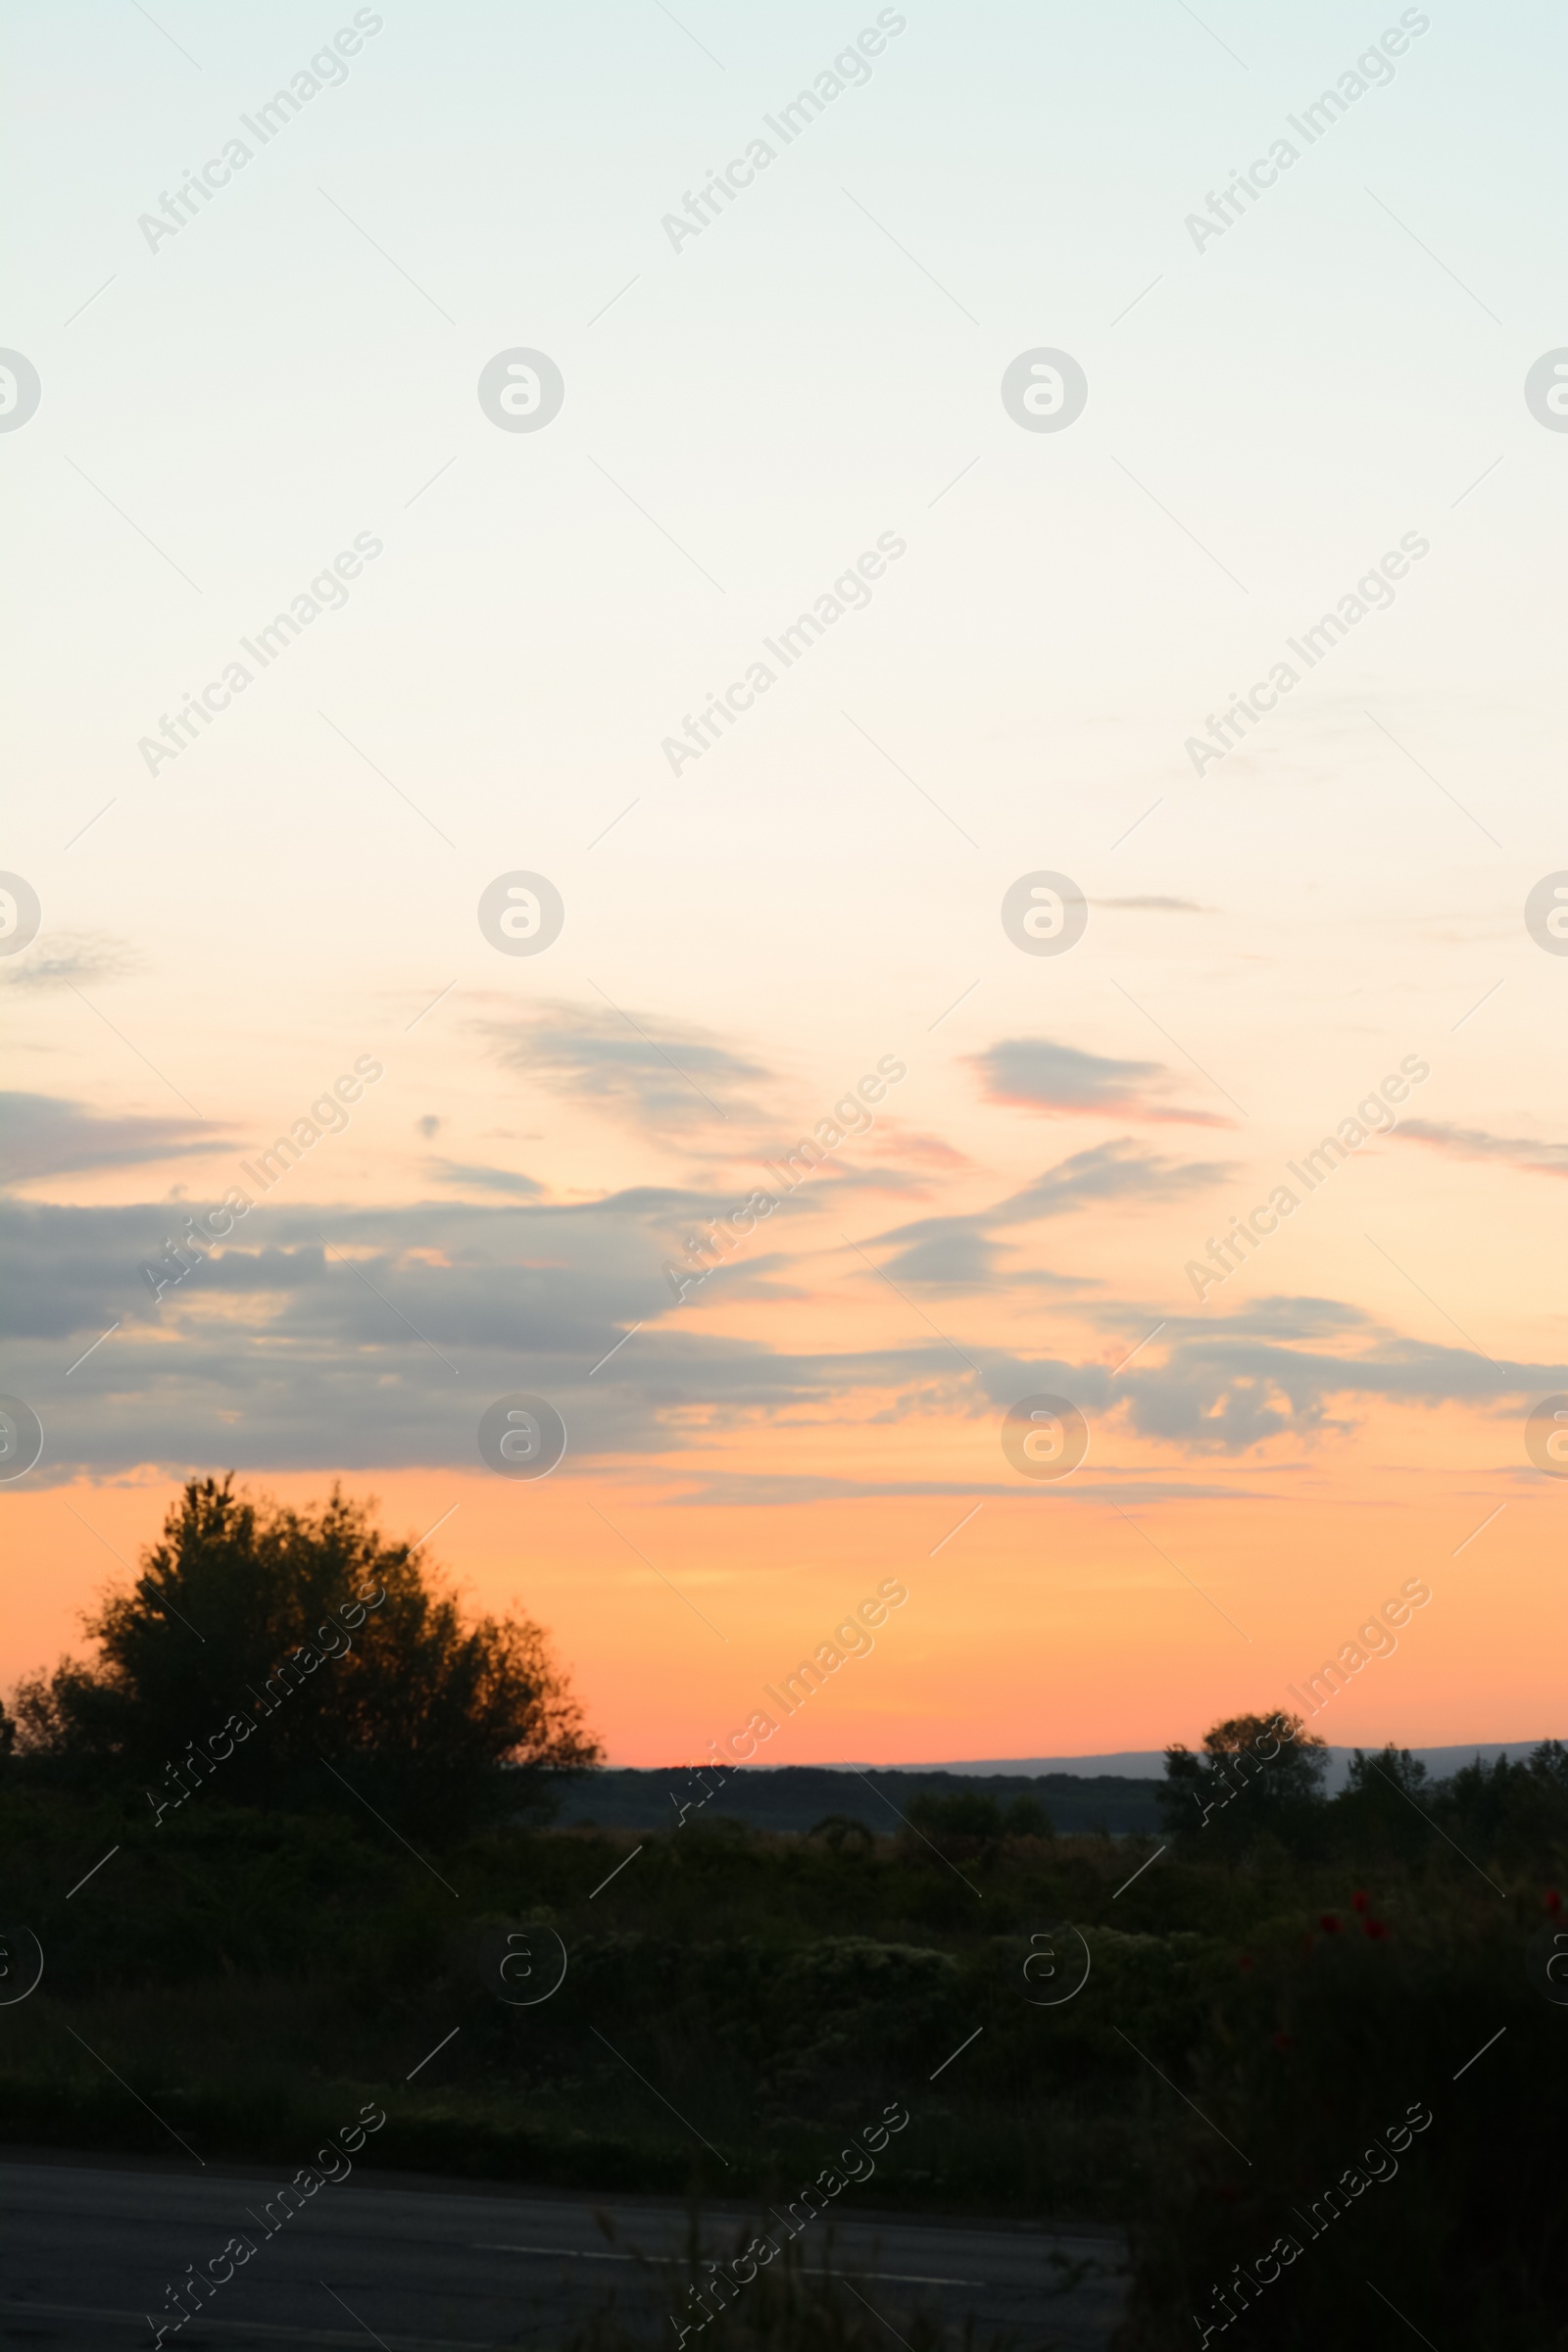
[1350,1889,1370,1913]
[1272,2030,1294,2052]
[1363,1918,1389,1940]
[1319,1912,1342,1934]
[1546,1888,1562,1916]
[1240,1952,1253,1971]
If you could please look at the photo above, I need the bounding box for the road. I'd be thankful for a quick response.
[0,2149,1128,2349]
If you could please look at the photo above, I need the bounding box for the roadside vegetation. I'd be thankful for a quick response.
[3,1481,1563,2346]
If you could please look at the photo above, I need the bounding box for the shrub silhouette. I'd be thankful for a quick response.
[15,1475,599,1830]
[905,1788,1054,1841]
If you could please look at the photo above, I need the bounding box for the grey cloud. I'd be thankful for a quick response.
[9,1188,1563,1484]
[670,1250,811,1302]
[477,999,770,1126]
[0,1093,221,1185]
[998,1141,1231,1220]
[871,1142,1228,1291]
[982,1330,1567,1455]
[869,1222,1003,1289]
[1091,897,1208,913]
[0,1194,963,1483]
[668,1473,1261,1506]
[972,1037,1233,1128]
[1398,1119,1568,1177]
[1090,1295,1370,1344]
[0,933,144,993]
[431,1161,545,1199]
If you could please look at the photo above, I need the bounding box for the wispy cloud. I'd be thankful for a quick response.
[970,1037,1235,1127]
[7,1188,1565,1480]
[0,933,144,993]
[1398,1118,1568,1178]
[869,1142,1229,1291]
[1090,896,1209,913]
[866,1127,974,1172]
[0,1092,220,1185]
[982,1325,1565,1455]
[665,1472,1259,1506]
[430,1160,545,1199]
[996,1141,1232,1218]
[477,999,770,1127]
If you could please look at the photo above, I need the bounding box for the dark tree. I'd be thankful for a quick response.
[1157,1709,1328,1848]
[1344,1741,1428,1797]
[1429,1740,1568,1865]
[906,1788,1006,1838]
[14,1476,600,1830]
[905,1789,1054,1842]
[1328,1742,1434,1861]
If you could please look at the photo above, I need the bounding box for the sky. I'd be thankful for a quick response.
[3,0,1567,1767]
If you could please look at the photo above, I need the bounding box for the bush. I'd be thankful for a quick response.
[14,1477,599,1833]
[905,1789,1054,1842]
[1116,1880,1568,2348]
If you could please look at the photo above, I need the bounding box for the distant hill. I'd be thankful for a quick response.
[553,1742,1564,1835]
[875,1743,1562,1793]
[552,1764,1163,1837]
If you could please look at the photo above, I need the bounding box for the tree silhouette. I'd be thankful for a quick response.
[1158,1709,1328,1847]
[15,1476,600,1830]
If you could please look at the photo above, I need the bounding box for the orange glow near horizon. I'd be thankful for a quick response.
[8,1426,1560,1769]
[7,74,1566,1778]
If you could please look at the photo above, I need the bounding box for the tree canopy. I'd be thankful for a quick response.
[1157,1710,1329,1846]
[1158,1711,1568,1859]
[15,1476,600,1829]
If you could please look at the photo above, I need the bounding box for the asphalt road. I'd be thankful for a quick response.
[0,2150,1128,2350]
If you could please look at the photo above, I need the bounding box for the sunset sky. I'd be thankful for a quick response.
[4,0,1566,1766]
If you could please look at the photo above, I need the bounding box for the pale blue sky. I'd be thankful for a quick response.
[3,0,1566,1460]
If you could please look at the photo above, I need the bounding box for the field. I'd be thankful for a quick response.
[3,1766,1563,2347]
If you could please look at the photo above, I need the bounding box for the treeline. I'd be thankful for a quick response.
[557,1766,1164,1837]
[1152,1708,1568,1868]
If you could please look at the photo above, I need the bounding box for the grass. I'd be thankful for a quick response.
[2,1776,1564,2344]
